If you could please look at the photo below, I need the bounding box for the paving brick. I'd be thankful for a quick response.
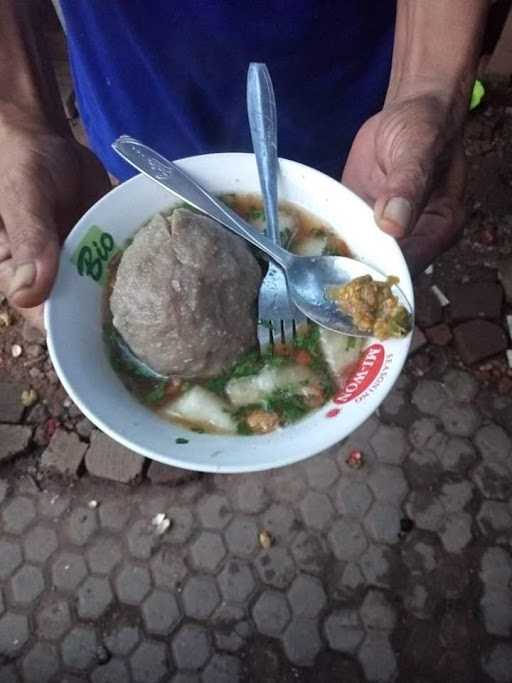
[335,481,373,516]
[202,654,240,683]
[380,388,406,419]
[425,323,452,346]
[172,623,211,670]
[412,380,448,416]
[406,492,444,532]
[130,640,168,683]
[146,461,196,485]
[77,576,113,619]
[215,630,244,654]
[225,517,258,557]
[252,590,291,637]
[439,481,474,513]
[61,625,98,670]
[266,466,306,503]
[164,506,195,544]
[370,425,409,464]
[364,502,401,544]
[218,560,256,603]
[409,325,427,355]
[198,494,233,529]
[86,432,144,484]
[260,503,299,543]
[359,544,393,587]
[40,429,87,476]
[475,424,512,461]
[65,505,97,546]
[150,548,188,591]
[91,659,130,683]
[115,564,151,605]
[481,643,512,683]
[37,491,70,520]
[125,519,157,560]
[453,319,507,365]
[142,589,181,635]
[341,561,365,591]
[302,454,339,490]
[415,288,443,327]
[189,531,226,573]
[282,619,322,666]
[439,512,473,553]
[324,609,364,654]
[255,547,296,589]
[358,631,397,682]
[443,369,480,402]
[360,590,396,631]
[328,519,368,561]
[368,465,409,504]
[36,598,71,640]
[0,424,32,462]
[405,449,442,489]
[0,382,26,422]
[9,564,45,606]
[287,575,326,619]
[480,547,512,588]
[478,501,512,534]
[449,281,503,322]
[23,525,58,564]
[0,540,22,579]
[404,583,431,620]
[22,642,59,683]
[98,499,132,531]
[438,437,477,472]
[2,496,36,534]
[0,665,17,683]
[480,587,512,636]
[0,612,29,655]
[291,531,329,575]
[0,478,8,503]
[409,418,439,449]
[440,403,481,437]
[51,552,87,592]
[472,460,512,501]
[231,477,268,514]
[182,575,220,619]
[299,491,335,531]
[86,536,123,575]
[104,624,140,656]
[172,675,200,683]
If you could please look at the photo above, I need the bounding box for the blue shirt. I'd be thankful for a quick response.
[60,1,395,181]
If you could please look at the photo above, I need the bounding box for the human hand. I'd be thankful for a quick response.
[0,123,110,329]
[342,93,466,276]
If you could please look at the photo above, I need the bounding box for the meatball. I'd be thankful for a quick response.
[110,208,261,378]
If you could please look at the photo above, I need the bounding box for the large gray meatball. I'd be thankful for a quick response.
[110,208,261,378]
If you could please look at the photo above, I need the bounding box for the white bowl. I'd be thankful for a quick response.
[45,153,413,473]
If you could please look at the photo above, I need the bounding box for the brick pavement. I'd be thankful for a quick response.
[1,365,512,682]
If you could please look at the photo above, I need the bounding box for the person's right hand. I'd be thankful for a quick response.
[0,123,111,329]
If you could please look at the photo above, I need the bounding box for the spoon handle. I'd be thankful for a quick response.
[112,136,292,269]
[247,63,280,244]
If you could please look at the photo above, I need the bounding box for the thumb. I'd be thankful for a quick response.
[1,202,60,308]
[374,152,435,239]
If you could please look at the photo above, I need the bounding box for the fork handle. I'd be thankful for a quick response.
[247,63,280,245]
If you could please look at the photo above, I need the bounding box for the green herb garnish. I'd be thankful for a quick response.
[176,437,189,444]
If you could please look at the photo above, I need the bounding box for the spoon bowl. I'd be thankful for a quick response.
[287,255,412,336]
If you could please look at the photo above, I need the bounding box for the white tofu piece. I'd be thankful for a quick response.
[226,365,317,407]
[161,386,236,434]
[319,327,363,378]
[294,236,328,256]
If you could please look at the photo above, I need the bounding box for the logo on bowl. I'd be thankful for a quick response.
[326,344,390,418]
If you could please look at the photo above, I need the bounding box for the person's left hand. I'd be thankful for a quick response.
[342,92,466,276]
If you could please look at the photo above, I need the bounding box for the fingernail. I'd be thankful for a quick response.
[7,262,36,297]
[383,197,412,231]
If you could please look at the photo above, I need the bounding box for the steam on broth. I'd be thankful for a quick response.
[104,195,364,436]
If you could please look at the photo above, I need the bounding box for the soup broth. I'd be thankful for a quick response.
[104,196,364,436]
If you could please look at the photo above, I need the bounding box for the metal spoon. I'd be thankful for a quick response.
[112,135,413,337]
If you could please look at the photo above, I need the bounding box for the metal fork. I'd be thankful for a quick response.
[247,63,306,349]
